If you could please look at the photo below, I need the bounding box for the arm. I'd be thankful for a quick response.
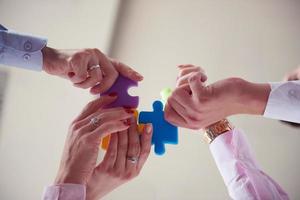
[165,64,300,129]
[207,121,289,200]
[165,65,289,199]
[0,24,143,94]
[0,24,47,71]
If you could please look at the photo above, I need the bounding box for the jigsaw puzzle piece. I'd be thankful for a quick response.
[139,100,178,155]
[102,74,139,108]
[101,109,142,150]
[160,88,173,106]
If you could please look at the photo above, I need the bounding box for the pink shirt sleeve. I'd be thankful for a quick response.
[209,129,289,200]
[42,184,86,200]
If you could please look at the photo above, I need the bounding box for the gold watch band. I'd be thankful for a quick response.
[203,119,234,144]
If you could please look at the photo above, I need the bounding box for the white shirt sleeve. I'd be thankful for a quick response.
[263,81,300,123]
[210,129,289,200]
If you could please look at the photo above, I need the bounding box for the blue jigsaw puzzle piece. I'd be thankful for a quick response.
[139,100,178,155]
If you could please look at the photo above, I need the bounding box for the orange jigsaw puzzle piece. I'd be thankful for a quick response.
[100,109,143,150]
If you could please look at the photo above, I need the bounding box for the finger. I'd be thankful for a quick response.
[137,124,153,170]
[113,130,129,173]
[176,72,207,87]
[88,120,130,140]
[74,67,103,89]
[126,117,140,171]
[188,72,208,101]
[99,133,118,170]
[78,109,134,133]
[78,107,133,127]
[73,95,117,123]
[111,59,144,82]
[89,50,119,94]
[177,64,197,69]
[164,103,187,127]
[178,65,205,78]
[69,51,91,83]
[167,97,190,123]
[171,86,193,108]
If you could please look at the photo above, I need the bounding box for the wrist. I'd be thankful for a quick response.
[55,170,86,185]
[42,46,68,75]
[237,80,271,115]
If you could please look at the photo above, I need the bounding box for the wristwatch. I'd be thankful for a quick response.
[203,119,234,144]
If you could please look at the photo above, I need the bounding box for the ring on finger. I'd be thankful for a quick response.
[127,156,139,164]
[90,117,101,128]
[88,64,101,71]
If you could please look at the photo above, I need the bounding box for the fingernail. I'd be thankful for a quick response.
[123,120,131,126]
[134,71,144,78]
[108,92,117,97]
[146,124,152,134]
[125,109,135,114]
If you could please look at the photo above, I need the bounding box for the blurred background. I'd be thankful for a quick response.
[0,0,300,199]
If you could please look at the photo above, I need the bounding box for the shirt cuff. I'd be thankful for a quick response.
[264,81,300,123]
[0,29,47,71]
[42,184,86,200]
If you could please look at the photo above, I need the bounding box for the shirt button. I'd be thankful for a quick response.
[23,53,31,61]
[24,41,32,51]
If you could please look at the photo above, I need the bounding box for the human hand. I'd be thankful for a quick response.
[86,120,153,200]
[55,95,135,185]
[42,47,143,94]
[284,66,300,81]
[165,65,270,129]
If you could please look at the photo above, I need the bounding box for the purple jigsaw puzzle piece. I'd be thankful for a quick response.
[139,100,178,155]
[102,75,139,108]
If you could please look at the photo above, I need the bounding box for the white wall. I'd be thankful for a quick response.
[0,0,120,199]
[1,0,300,200]
[104,0,300,199]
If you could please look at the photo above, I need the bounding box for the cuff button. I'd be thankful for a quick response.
[23,53,31,61]
[24,41,32,51]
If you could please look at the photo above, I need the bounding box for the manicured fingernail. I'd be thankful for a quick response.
[135,72,144,79]
[146,124,152,134]
[108,92,117,97]
[68,72,75,78]
[125,109,134,114]
[123,120,130,126]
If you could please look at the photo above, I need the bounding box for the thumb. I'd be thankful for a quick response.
[111,59,144,82]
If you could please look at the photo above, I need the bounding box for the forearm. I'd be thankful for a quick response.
[209,129,289,200]
[234,79,271,116]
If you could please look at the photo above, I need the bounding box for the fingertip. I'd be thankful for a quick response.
[145,124,153,135]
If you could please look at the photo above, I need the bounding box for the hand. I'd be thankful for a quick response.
[284,66,300,81]
[55,95,135,185]
[86,120,153,200]
[165,65,271,129]
[42,47,143,94]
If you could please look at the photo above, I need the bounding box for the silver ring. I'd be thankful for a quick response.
[88,64,101,71]
[90,117,100,128]
[127,156,138,164]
